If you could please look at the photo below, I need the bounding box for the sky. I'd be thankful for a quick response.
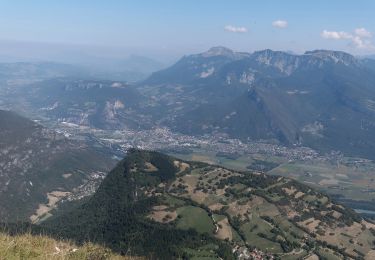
[0,0,374,62]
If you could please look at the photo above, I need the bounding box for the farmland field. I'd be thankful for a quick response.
[168,148,375,217]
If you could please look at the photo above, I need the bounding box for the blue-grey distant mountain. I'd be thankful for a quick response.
[364,54,375,60]
[0,62,85,83]
[363,57,375,72]
[5,47,375,160]
[73,54,166,82]
[139,47,375,159]
[14,79,146,130]
[117,54,165,74]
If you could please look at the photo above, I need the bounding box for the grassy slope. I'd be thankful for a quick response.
[0,232,136,260]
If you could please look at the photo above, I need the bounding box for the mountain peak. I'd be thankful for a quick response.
[253,49,294,56]
[251,49,297,71]
[202,46,234,57]
[251,49,296,61]
[304,49,358,65]
[198,46,251,60]
[304,49,353,56]
[253,49,282,55]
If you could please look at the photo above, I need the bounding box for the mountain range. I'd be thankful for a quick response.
[3,48,375,205]
[136,47,375,159]
[5,47,375,161]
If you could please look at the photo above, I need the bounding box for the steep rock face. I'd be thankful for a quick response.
[44,150,375,259]
[146,48,360,85]
[137,47,375,159]
[145,46,250,85]
[304,50,359,66]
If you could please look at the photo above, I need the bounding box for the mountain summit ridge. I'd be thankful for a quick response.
[146,47,362,84]
[195,47,359,66]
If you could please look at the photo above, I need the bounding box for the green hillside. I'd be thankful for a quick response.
[0,110,116,222]
[40,150,375,259]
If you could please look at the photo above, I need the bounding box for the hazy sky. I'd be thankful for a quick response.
[0,0,374,62]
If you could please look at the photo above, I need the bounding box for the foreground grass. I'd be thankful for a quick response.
[0,232,137,260]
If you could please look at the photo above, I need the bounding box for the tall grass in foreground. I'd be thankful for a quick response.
[0,232,139,259]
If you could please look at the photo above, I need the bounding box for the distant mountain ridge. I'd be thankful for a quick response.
[138,47,375,159]
[4,47,375,159]
[146,47,361,84]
